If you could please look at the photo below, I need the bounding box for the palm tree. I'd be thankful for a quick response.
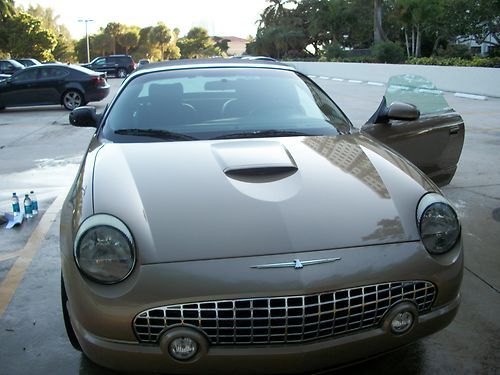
[118,30,139,55]
[259,0,295,28]
[149,23,171,60]
[104,22,123,55]
[93,33,111,56]
[374,0,386,43]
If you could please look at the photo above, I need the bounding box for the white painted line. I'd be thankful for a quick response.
[332,78,344,82]
[308,75,317,78]
[367,82,384,87]
[0,251,21,262]
[454,93,487,101]
[348,80,363,84]
[319,76,330,80]
[418,88,443,95]
[0,192,67,317]
[390,84,410,91]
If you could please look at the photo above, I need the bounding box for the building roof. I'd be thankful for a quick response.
[217,36,249,43]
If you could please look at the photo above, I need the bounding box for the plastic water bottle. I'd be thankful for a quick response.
[30,191,38,215]
[24,194,33,219]
[12,193,20,215]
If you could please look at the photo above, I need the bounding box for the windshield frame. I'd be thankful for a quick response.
[97,65,353,143]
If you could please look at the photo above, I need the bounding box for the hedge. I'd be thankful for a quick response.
[406,56,500,68]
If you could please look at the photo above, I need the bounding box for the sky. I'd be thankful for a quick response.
[15,0,269,39]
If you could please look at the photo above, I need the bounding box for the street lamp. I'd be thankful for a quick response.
[78,19,94,63]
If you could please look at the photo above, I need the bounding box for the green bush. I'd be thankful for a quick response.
[324,43,345,60]
[436,44,472,59]
[406,56,500,68]
[329,56,376,63]
[371,41,405,64]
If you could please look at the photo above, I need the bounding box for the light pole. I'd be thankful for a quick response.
[78,19,94,63]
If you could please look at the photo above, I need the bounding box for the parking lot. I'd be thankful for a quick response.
[0,75,499,374]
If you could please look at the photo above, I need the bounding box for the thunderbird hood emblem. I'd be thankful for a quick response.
[251,257,341,269]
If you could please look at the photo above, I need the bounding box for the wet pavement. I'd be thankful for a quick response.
[0,76,499,374]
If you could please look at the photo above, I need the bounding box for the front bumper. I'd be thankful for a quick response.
[69,294,460,374]
[61,240,463,373]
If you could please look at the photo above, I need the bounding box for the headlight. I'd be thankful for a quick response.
[416,193,460,255]
[74,214,136,284]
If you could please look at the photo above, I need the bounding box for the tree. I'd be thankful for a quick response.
[0,0,15,18]
[25,4,74,62]
[118,29,139,55]
[374,0,386,43]
[259,0,295,28]
[149,22,171,60]
[178,27,221,58]
[93,32,112,56]
[465,0,500,47]
[0,0,15,55]
[213,37,230,55]
[394,0,441,57]
[104,22,124,54]
[134,26,154,59]
[2,11,57,60]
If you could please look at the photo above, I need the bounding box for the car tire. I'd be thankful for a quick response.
[61,274,82,351]
[62,90,84,110]
[116,68,127,78]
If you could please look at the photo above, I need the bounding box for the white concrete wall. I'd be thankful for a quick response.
[287,62,500,98]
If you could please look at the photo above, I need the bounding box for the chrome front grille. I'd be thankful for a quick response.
[133,281,435,345]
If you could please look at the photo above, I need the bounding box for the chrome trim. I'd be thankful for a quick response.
[133,280,436,345]
[251,257,341,269]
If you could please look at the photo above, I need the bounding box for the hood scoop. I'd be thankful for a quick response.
[212,141,298,182]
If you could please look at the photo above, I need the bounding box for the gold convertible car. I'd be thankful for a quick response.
[60,59,464,373]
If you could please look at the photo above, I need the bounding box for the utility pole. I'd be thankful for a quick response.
[79,19,94,63]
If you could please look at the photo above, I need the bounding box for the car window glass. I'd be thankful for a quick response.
[385,74,451,115]
[1,61,14,71]
[11,69,38,82]
[94,58,106,66]
[104,68,352,142]
[39,67,68,79]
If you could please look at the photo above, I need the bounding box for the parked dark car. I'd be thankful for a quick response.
[15,58,42,67]
[0,59,24,75]
[0,64,110,110]
[81,55,136,78]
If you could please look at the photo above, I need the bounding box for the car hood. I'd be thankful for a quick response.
[92,134,433,264]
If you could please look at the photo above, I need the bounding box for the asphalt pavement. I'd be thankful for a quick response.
[0,74,499,375]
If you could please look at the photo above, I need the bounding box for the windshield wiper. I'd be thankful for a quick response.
[212,129,314,140]
[114,128,197,141]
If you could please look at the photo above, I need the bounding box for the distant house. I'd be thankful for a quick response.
[220,36,249,56]
[457,34,498,56]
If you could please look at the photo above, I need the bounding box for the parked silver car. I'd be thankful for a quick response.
[61,59,464,373]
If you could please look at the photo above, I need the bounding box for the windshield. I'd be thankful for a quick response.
[102,67,351,142]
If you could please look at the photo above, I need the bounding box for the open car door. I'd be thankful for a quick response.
[361,75,464,187]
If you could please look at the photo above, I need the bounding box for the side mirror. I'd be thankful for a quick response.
[69,106,98,127]
[386,101,420,121]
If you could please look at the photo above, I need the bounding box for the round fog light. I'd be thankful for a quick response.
[169,337,199,361]
[391,311,414,334]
